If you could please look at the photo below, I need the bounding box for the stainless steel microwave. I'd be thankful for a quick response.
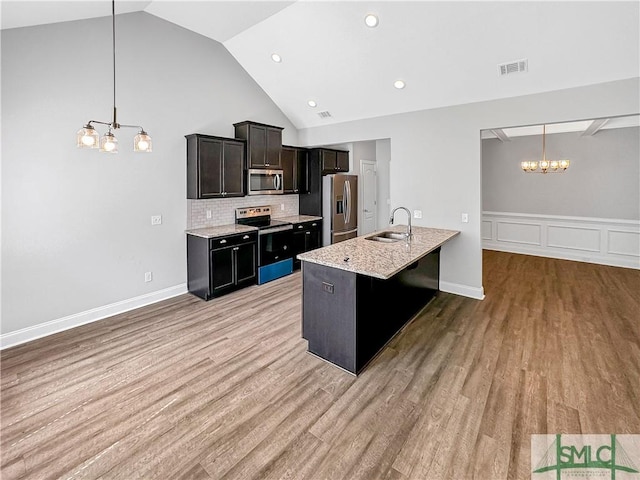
[247,169,284,195]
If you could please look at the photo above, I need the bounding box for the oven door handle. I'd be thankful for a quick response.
[258,225,293,235]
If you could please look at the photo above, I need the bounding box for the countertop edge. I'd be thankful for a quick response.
[185,224,258,239]
[298,227,460,279]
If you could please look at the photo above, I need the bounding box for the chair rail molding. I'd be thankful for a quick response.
[482,211,639,269]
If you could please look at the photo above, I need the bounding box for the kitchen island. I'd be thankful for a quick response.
[297,225,459,374]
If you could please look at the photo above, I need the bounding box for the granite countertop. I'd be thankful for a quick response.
[185,224,258,239]
[297,225,460,279]
[278,215,323,224]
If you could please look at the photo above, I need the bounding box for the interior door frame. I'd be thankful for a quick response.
[360,159,377,236]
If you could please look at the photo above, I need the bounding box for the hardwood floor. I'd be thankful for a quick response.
[2,251,639,479]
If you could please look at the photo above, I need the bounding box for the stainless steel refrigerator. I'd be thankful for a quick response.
[322,174,358,245]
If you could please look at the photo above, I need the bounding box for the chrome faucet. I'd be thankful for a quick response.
[390,207,412,238]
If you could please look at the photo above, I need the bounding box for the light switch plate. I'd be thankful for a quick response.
[461,213,469,223]
[151,215,162,225]
[414,210,423,219]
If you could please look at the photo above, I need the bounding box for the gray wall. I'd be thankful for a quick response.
[299,78,640,298]
[1,12,297,335]
[482,126,640,219]
[375,139,391,230]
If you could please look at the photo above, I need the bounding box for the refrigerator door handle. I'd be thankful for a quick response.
[343,181,348,224]
[345,180,351,225]
[347,180,351,224]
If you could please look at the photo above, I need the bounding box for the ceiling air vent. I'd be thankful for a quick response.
[498,58,528,76]
[317,111,332,119]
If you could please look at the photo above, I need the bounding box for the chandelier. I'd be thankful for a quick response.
[76,0,151,153]
[521,125,569,173]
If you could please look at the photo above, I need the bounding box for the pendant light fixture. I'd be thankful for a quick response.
[76,0,152,153]
[521,125,569,173]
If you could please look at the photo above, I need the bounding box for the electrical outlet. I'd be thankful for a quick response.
[144,272,153,282]
[414,210,422,219]
[280,204,285,211]
[461,213,469,223]
[206,210,212,219]
[151,215,162,225]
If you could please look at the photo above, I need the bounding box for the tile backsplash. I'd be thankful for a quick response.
[188,195,299,229]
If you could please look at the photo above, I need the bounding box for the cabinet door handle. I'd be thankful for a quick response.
[242,235,250,239]
[298,225,303,229]
[312,223,317,226]
[219,239,227,244]
[306,231,311,235]
[233,247,239,251]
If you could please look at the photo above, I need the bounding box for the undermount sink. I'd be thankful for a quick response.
[365,231,408,243]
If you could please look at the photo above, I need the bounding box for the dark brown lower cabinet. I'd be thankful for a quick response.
[187,232,257,300]
[292,220,321,269]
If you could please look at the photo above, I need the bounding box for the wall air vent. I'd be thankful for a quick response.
[498,58,528,76]
[317,111,332,119]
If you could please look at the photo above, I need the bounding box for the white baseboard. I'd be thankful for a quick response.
[483,243,639,269]
[440,281,485,300]
[482,212,640,270]
[0,284,188,350]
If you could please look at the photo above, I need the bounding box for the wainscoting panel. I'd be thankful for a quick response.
[607,229,640,257]
[481,220,492,241]
[496,221,541,245]
[547,224,600,252]
[483,212,640,269]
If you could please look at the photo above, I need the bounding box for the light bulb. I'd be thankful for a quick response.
[550,161,559,170]
[76,124,99,149]
[99,131,118,153]
[394,80,406,89]
[521,161,529,171]
[134,130,152,152]
[560,159,570,169]
[307,100,317,108]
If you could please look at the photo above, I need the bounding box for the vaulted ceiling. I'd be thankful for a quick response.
[2,1,639,130]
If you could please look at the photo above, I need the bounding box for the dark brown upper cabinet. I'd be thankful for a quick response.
[281,146,309,194]
[315,148,350,174]
[186,134,245,199]
[234,121,283,169]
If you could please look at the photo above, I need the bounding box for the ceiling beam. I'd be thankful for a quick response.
[490,129,511,142]
[581,118,609,136]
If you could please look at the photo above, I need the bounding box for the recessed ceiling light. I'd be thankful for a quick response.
[394,80,406,89]
[364,14,379,28]
[307,100,317,108]
[271,53,282,63]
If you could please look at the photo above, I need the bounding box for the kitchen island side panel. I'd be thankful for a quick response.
[355,248,440,371]
[302,261,357,373]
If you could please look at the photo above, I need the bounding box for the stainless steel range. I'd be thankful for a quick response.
[235,206,293,284]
